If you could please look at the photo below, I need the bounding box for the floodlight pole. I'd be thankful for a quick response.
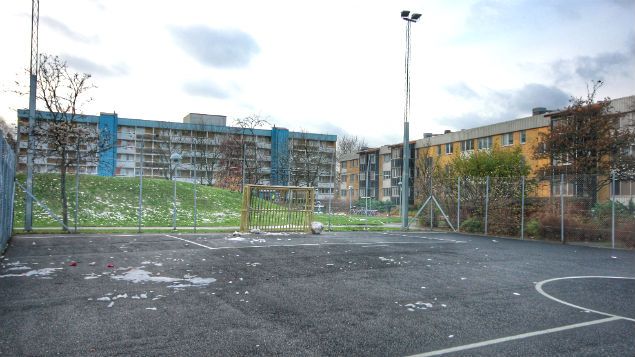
[400,10,420,230]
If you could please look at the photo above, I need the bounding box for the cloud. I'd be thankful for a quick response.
[64,55,129,77]
[183,81,231,99]
[41,16,98,43]
[445,83,479,99]
[551,42,635,84]
[170,26,259,68]
[441,83,571,130]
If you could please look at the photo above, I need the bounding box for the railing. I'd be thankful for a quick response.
[0,135,16,251]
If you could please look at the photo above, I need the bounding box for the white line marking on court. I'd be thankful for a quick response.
[164,235,219,250]
[535,276,635,322]
[380,232,466,243]
[163,235,463,251]
[17,234,149,239]
[406,317,622,357]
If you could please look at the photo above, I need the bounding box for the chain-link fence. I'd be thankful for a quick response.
[13,173,244,232]
[414,174,635,248]
[1,135,16,251]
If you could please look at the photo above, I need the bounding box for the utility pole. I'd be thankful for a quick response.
[25,0,40,231]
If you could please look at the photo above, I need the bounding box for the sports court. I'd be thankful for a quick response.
[1,231,633,356]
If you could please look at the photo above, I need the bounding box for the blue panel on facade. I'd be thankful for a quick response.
[98,113,118,176]
[270,127,289,185]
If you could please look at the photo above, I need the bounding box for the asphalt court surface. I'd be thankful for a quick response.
[1,231,634,356]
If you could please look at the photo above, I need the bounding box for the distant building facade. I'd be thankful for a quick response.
[16,110,337,199]
[339,95,635,205]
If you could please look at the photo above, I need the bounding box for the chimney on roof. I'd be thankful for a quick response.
[532,107,547,115]
[444,129,452,134]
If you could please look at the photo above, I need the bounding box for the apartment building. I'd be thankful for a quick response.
[339,94,635,205]
[415,109,552,175]
[16,110,337,199]
[339,142,415,205]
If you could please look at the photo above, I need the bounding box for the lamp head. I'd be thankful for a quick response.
[170,153,182,163]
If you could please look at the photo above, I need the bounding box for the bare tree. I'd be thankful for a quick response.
[290,130,332,188]
[153,126,187,180]
[234,115,270,186]
[26,54,110,229]
[0,116,16,150]
[336,135,367,162]
[335,134,367,198]
[216,134,243,191]
[191,133,222,185]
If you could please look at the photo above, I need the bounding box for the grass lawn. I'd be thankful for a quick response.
[14,173,243,228]
[13,174,404,230]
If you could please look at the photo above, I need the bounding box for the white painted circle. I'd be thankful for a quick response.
[535,276,635,322]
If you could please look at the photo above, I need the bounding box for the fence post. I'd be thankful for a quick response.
[430,174,433,230]
[484,176,489,235]
[137,147,143,234]
[457,177,461,232]
[611,171,615,250]
[74,141,80,233]
[520,176,525,240]
[560,173,564,244]
[193,156,197,233]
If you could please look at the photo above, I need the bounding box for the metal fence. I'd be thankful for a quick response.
[414,174,635,248]
[0,135,16,252]
[12,173,319,233]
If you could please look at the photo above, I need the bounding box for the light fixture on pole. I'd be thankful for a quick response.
[170,152,182,230]
[400,10,421,230]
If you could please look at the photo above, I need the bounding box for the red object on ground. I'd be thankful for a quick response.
[69,261,78,266]
[106,263,114,268]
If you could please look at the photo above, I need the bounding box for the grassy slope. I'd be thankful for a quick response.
[13,174,398,228]
[14,173,243,227]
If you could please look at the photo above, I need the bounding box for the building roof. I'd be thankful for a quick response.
[415,113,550,148]
[17,109,337,142]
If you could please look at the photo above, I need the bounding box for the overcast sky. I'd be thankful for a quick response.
[1,0,634,146]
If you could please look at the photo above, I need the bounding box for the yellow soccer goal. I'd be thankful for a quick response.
[240,185,315,232]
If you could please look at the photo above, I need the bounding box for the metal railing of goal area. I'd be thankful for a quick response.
[240,184,315,233]
[0,135,16,252]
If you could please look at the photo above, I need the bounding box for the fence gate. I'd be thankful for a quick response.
[240,185,315,233]
[0,135,16,252]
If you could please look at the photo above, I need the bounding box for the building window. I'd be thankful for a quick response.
[461,140,474,151]
[502,133,514,146]
[341,189,347,197]
[437,145,442,156]
[445,143,454,154]
[520,130,527,144]
[383,188,391,197]
[383,171,391,179]
[478,137,492,149]
[341,161,347,169]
